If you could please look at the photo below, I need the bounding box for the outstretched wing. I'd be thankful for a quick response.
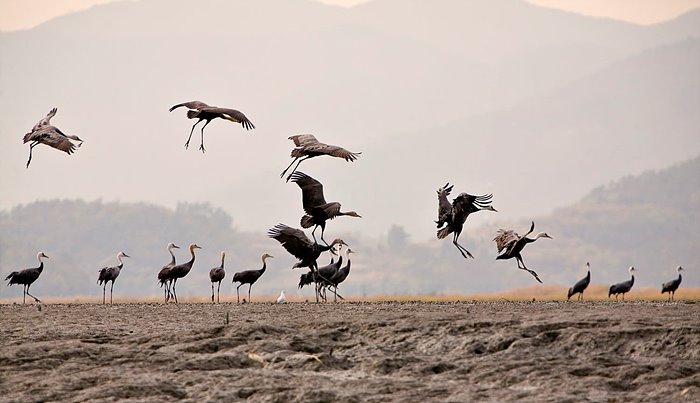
[169,100,211,112]
[29,126,77,154]
[493,229,519,253]
[314,202,342,219]
[289,171,327,211]
[288,134,319,147]
[452,193,493,217]
[31,108,58,132]
[268,224,315,261]
[202,107,255,130]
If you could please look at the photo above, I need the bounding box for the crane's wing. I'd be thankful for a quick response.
[309,202,342,220]
[452,193,493,219]
[493,229,519,253]
[289,171,327,210]
[200,107,255,130]
[268,224,315,260]
[288,134,319,147]
[31,108,58,132]
[296,142,361,161]
[169,100,210,112]
[28,126,78,154]
[436,183,454,225]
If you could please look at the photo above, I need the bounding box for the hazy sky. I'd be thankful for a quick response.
[1,0,700,31]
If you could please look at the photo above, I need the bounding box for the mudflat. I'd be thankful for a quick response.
[1,301,699,402]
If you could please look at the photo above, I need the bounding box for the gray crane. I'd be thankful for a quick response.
[290,171,361,246]
[232,253,273,303]
[280,134,361,181]
[567,262,591,301]
[436,183,497,259]
[97,251,130,304]
[169,100,255,152]
[328,248,354,302]
[268,223,346,302]
[209,251,226,303]
[157,242,179,303]
[609,266,635,301]
[168,243,202,303]
[661,266,683,302]
[23,108,82,168]
[494,221,552,283]
[5,252,49,304]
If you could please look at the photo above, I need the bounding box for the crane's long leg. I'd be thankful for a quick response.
[516,256,542,283]
[26,142,39,168]
[25,284,41,303]
[284,156,312,182]
[280,157,300,178]
[248,284,252,303]
[185,119,203,149]
[199,120,211,153]
[110,281,114,304]
[23,285,27,304]
[453,231,474,259]
[319,225,331,248]
[236,284,241,304]
[217,282,221,304]
[172,279,178,303]
[211,283,215,303]
[103,283,106,304]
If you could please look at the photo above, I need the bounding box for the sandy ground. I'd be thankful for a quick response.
[1,301,699,402]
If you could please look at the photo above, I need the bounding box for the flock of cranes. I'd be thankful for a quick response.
[8,105,689,304]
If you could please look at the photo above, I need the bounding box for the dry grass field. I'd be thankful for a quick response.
[1,299,699,402]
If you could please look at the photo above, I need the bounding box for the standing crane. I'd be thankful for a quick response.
[268,224,346,302]
[232,253,273,303]
[23,108,82,168]
[168,243,202,303]
[97,251,130,304]
[661,266,684,302]
[609,266,636,301]
[5,252,49,304]
[157,242,179,303]
[209,251,226,303]
[328,248,354,302]
[290,171,361,246]
[436,183,497,259]
[567,262,591,301]
[280,134,361,181]
[169,101,255,152]
[494,221,552,283]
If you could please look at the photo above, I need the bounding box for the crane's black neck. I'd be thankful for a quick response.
[259,259,267,274]
[629,275,634,285]
[117,263,124,269]
[37,261,44,274]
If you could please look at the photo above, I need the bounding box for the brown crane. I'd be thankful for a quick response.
[168,243,202,303]
[169,100,255,152]
[436,183,497,259]
[209,251,226,303]
[289,171,361,246]
[5,252,49,304]
[23,108,82,168]
[232,253,273,303]
[494,221,552,283]
[280,134,360,181]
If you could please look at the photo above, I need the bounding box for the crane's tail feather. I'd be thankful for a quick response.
[186,110,200,119]
[437,226,452,239]
[5,271,19,284]
[300,215,314,229]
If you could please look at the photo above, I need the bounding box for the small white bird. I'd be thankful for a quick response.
[276,290,287,304]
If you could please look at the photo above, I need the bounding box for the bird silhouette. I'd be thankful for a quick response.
[23,108,82,168]
[97,251,130,304]
[494,221,552,283]
[5,252,48,304]
[232,253,273,303]
[290,171,361,246]
[437,183,497,259]
[209,251,226,303]
[169,100,254,152]
[280,134,360,181]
